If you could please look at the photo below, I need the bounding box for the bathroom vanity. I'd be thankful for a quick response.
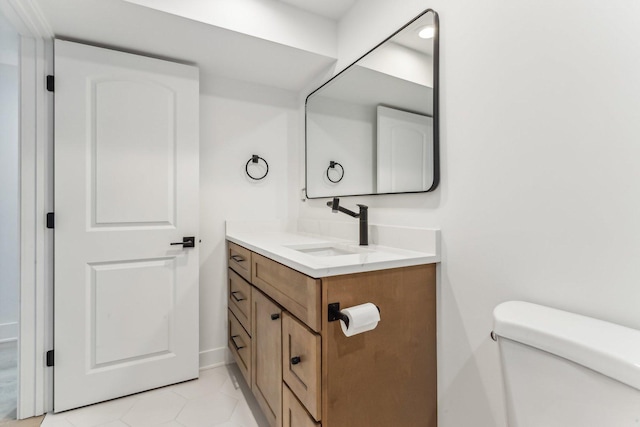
[226,226,438,427]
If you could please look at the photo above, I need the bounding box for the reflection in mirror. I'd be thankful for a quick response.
[305,9,438,198]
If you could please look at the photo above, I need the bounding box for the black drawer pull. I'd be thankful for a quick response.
[291,356,301,365]
[231,255,245,263]
[231,291,246,302]
[271,313,280,320]
[230,335,246,350]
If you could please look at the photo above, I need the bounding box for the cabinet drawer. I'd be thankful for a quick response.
[283,313,321,421]
[283,384,320,427]
[228,268,251,333]
[228,309,251,386]
[252,253,321,332]
[228,241,252,282]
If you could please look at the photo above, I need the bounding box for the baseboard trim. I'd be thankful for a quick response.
[199,346,233,370]
[0,321,18,343]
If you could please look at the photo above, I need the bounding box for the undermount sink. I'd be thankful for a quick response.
[285,243,372,257]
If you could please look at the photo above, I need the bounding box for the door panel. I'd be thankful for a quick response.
[90,258,174,367]
[54,40,199,412]
[93,79,176,226]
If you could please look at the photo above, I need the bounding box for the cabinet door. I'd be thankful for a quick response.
[252,287,283,427]
[282,313,321,421]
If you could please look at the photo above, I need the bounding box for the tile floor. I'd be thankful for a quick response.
[41,364,268,427]
[0,341,18,422]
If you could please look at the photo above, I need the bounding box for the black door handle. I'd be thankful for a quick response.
[291,356,301,365]
[170,236,195,248]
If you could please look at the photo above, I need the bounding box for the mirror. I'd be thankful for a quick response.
[305,9,439,198]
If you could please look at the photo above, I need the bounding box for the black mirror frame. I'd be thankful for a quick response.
[304,8,439,199]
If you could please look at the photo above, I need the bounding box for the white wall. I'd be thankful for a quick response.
[300,1,640,426]
[198,76,300,367]
[0,13,20,342]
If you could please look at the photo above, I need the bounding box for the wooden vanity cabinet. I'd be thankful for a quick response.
[227,241,437,427]
[321,267,437,427]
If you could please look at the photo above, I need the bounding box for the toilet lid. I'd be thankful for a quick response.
[493,301,640,391]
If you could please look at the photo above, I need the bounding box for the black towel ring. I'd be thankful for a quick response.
[326,161,344,183]
[246,155,269,180]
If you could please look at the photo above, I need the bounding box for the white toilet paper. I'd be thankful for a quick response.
[339,302,381,337]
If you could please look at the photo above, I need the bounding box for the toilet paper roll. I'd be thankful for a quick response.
[339,302,381,337]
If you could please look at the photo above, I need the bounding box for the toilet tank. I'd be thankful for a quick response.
[493,301,640,427]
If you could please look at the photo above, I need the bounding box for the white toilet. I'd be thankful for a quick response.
[493,301,640,426]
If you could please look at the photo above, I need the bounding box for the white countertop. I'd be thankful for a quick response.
[226,223,440,278]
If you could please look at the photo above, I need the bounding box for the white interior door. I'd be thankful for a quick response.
[376,105,433,193]
[53,40,199,412]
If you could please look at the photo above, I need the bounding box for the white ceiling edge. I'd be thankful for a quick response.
[277,0,357,20]
[122,0,337,58]
[33,0,338,92]
[0,0,53,38]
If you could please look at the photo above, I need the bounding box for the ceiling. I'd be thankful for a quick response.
[277,0,357,20]
[33,0,342,92]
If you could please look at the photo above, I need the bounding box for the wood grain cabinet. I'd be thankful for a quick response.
[228,309,251,385]
[228,269,251,332]
[227,240,437,427]
[228,241,252,282]
[282,313,321,421]
[284,384,320,427]
[252,287,283,427]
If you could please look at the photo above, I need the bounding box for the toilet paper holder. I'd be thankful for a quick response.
[328,302,380,329]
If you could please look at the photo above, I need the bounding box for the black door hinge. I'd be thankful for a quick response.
[46,75,54,92]
[46,350,54,367]
[46,212,54,229]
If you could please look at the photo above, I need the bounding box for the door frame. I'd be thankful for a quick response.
[0,0,54,418]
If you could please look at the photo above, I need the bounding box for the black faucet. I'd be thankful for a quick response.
[326,197,368,246]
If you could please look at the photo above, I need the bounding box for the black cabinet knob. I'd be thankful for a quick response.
[271,313,280,320]
[291,356,301,365]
